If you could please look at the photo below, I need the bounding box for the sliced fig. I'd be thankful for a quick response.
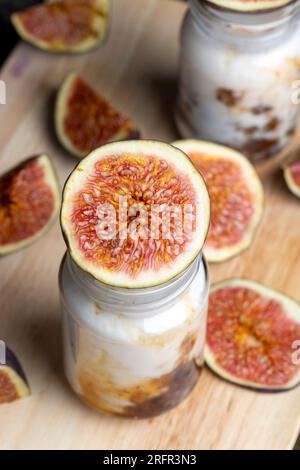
[0,155,60,255]
[61,140,210,288]
[283,157,300,199]
[11,0,109,53]
[205,0,293,12]
[172,140,264,263]
[0,347,30,404]
[55,73,140,159]
[205,279,300,391]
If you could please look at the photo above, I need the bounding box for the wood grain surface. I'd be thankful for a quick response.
[0,0,300,450]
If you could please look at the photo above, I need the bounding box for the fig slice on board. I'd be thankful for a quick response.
[11,0,109,53]
[0,347,30,404]
[61,140,210,288]
[55,73,140,159]
[0,155,60,255]
[205,279,300,391]
[172,140,264,263]
[283,157,300,199]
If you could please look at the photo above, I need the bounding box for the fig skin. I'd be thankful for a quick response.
[0,347,30,404]
[205,279,300,392]
[11,0,110,54]
[0,155,60,256]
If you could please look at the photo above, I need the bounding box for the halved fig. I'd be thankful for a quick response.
[55,73,140,159]
[172,140,264,263]
[205,279,300,391]
[0,347,30,404]
[206,0,293,12]
[11,0,109,53]
[61,140,210,288]
[0,155,60,255]
[283,157,300,199]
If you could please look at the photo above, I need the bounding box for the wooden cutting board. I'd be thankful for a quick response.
[0,0,300,450]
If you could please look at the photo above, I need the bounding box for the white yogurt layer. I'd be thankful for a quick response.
[60,256,208,415]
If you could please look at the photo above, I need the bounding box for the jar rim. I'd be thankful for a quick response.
[61,252,209,317]
[187,0,300,46]
[190,0,300,25]
[192,0,298,16]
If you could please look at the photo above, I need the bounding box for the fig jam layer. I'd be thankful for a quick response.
[64,77,136,153]
[72,154,197,278]
[77,328,201,418]
[207,287,300,386]
[79,360,200,419]
[189,154,254,249]
[123,361,200,418]
[18,0,102,46]
[0,160,55,246]
[0,370,19,403]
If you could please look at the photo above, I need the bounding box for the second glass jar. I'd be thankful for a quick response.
[176,0,300,162]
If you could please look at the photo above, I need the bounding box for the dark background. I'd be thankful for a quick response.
[0,0,41,64]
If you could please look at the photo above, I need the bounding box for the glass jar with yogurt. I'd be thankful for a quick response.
[59,252,209,418]
[176,0,300,162]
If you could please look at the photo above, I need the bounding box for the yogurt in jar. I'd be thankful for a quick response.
[60,254,209,418]
[176,0,300,162]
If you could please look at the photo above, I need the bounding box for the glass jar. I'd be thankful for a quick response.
[59,252,209,419]
[175,0,300,162]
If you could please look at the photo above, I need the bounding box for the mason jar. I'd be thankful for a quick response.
[175,0,300,162]
[59,252,209,419]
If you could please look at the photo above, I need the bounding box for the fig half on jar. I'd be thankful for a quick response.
[60,140,210,287]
